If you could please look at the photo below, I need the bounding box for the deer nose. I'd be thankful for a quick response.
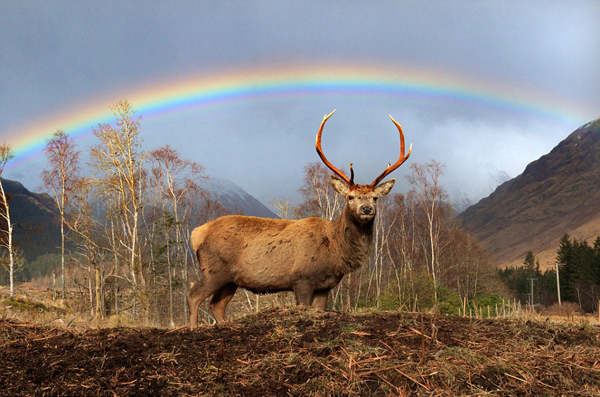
[360,205,373,215]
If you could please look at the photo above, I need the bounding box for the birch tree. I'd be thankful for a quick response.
[407,160,448,301]
[269,197,299,220]
[298,162,344,220]
[69,176,109,321]
[89,100,148,318]
[0,144,15,297]
[149,145,205,326]
[42,130,80,300]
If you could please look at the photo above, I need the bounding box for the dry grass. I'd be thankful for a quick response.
[1,305,600,396]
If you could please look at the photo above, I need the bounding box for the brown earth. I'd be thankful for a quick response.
[2,308,600,396]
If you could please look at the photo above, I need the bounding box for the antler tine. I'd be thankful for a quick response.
[315,110,354,185]
[369,115,412,188]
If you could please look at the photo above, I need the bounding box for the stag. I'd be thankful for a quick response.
[188,111,411,327]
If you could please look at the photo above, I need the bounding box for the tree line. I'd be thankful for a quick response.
[1,100,502,325]
[1,101,229,326]
[499,234,600,313]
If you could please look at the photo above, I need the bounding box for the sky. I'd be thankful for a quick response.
[1,0,599,209]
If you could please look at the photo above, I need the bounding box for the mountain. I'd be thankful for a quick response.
[201,177,278,218]
[0,179,61,262]
[0,176,275,264]
[458,118,600,269]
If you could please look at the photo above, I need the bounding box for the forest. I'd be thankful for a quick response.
[500,235,600,314]
[0,100,594,327]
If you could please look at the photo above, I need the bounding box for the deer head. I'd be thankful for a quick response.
[315,110,412,224]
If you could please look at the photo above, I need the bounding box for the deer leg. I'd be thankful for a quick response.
[187,279,223,329]
[210,283,238,324]
[293,282,314,306]
[311,289,330,310]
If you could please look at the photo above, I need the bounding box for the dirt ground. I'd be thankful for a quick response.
[1,307,600,396]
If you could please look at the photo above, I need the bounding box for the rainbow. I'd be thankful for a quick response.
[4,63,595,165]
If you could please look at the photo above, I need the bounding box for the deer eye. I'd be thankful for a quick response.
[348,194,356,201]
[373,196,379,202]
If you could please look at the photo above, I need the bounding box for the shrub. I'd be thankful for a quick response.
[437,286,462,316]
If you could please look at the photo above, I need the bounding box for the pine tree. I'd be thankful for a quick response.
[593,237,600,283]
[523,250,536,274]
[556,234,575,302]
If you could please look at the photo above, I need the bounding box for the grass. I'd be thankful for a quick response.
[2,287,600,395]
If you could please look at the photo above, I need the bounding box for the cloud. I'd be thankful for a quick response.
[1,1,598,208]
[422,117,568,201]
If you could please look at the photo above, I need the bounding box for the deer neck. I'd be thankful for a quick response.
[332,205,374,274]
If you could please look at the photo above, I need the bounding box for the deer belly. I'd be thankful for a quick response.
[232,255,293,292]
[310,274,343,291]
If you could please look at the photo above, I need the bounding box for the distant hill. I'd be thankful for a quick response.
[0,175,276,265]
[458,118,600,269]
[0,179,61,262]
[201,177,278,218]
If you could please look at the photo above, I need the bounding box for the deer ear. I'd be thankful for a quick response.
[374,179,395,196]
[330,175,349,195]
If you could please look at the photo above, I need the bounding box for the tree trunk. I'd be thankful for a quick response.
[95,266,102,325]
[8,219,14,298]
[0,180,15,298]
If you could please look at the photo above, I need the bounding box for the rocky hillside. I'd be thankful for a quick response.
[202,177,277,218]
[0,175,276,266]
[458,118,600,268]
[0,179,61,262]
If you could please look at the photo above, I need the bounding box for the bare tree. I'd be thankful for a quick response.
[298,162,345,220]
[442,227,494,299]
[68,176,110,321]
[407,160,448,301]
[149,145,206,326]
[89,100,148,318]
[390,192,421,308]
[42,130,80,300]
[269,197,299,220]
[0,144,15,297]
[367,195,397,308]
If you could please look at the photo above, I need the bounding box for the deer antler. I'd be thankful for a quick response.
[369,115,412,188]
[315,110,355,186]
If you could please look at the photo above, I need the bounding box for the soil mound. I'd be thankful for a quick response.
[1,308,600,396]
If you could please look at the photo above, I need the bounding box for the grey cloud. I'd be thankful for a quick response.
[1,0,598,207]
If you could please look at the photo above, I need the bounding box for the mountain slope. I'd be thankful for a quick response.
[0,176,276,266]
[458,119,600,268]
[201,177,277,218]
[0,179,61,262]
